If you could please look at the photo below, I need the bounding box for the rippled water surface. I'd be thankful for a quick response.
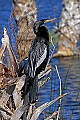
[37,56,80,120]
[0,0,80,120]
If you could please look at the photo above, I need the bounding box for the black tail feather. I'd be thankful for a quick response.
[29,77,38,103]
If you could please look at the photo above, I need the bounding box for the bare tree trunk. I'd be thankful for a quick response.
[12,0,37,61]
[53,0,80,57]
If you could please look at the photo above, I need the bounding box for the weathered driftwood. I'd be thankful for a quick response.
[38,77,50,89]
[0,92,12,120]
[13,75,26,109]
[0,71,52,120]
[0,28,17,91]
[10,105,28,120]
[38,65,52,80]
[44,111,58,120]
[30,93,69,120]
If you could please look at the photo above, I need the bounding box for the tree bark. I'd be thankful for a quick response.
[12,0,37,61]
[53,0,80,57]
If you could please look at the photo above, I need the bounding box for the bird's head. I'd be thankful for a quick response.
[33,18,56,34]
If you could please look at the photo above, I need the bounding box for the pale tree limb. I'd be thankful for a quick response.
[38,77,50,89]
[55,65,62,102]
[27,104,35,120]
[0,92,12,119]
[0,28,7,59]
[55,65,62,120]
[44,111,58,120]
[30,93,69,120]
[13,75,26,109]
[38,65,52,80]
[10,105,28,120]
[0,27,18,76]
[5,27,18,76]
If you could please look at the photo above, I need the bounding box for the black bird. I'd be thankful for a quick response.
[28,18,56,103]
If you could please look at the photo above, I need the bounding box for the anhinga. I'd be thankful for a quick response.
[28,18,56,103]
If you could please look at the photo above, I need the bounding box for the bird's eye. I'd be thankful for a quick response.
[27,4,30,7]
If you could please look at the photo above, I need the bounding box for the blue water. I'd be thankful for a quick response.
[36,0,62,30]
[37,57,80,120]
[0,0,80,120]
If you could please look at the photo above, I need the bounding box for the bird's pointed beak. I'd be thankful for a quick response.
[44,18,56,23]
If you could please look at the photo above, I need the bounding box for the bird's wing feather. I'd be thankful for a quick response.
[29,50,36,78]
[35,46,47,69]
[29,38,47,78]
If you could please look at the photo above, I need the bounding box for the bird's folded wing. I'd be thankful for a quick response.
[36,46,47,69]
[29,42,47,78]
